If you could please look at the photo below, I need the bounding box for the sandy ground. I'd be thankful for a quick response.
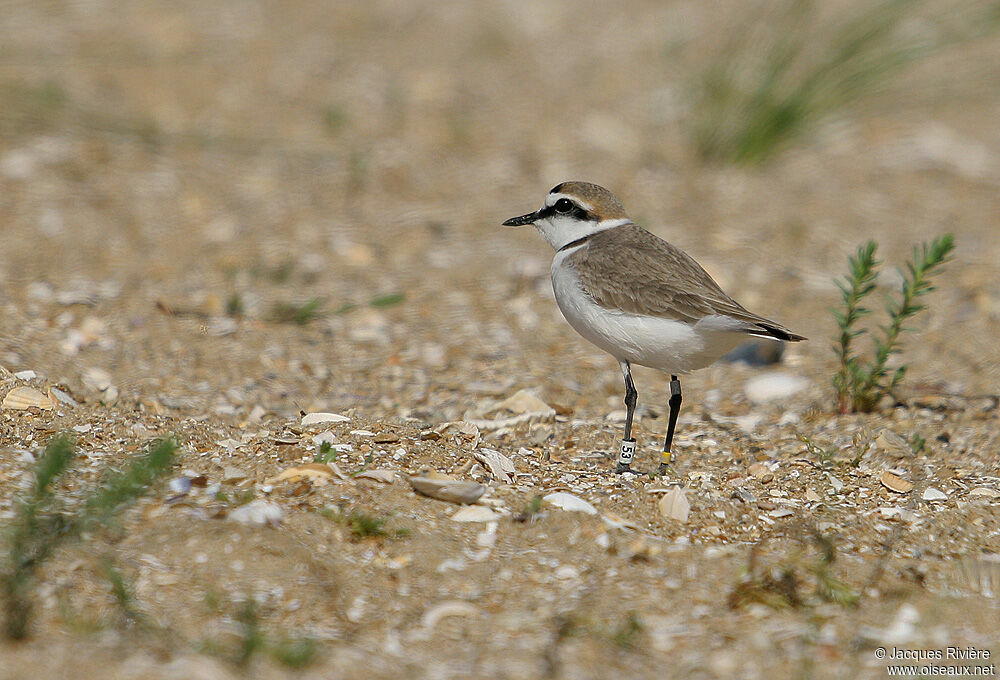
[1,1,999,678]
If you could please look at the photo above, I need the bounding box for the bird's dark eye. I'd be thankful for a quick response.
[554,198,574,214]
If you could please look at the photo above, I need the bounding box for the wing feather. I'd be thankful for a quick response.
[566,224,805,341]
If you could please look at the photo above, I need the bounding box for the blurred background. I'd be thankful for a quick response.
[2,3,1000,676]
[1,0,998,415]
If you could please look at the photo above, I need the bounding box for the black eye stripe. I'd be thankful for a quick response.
[537,199,591,221]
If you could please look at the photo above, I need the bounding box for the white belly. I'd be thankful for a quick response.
[550,255,748,374]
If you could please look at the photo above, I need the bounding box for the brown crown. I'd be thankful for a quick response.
[550,181,630,221]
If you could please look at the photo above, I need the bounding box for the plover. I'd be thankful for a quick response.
[503,181,805,474]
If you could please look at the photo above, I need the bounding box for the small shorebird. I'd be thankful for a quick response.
[503,181,805,474]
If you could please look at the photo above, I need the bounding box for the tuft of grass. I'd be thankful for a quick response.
[100,556,144,627]
[369,292,405,308]
[513,495,543,523]
[271,635,318,669]
[350,453,375,477]
[2,436,177,639]
[316,507,408,540]
[81,438,179,530]
[729,529,858,611]
[335,292,406,316]
[691,0,997,164]
[225,293,244,317]
[203,596,318,670]
[320,105,349,135]
[729,566,802,610]
[2,435,76,639]
[271,298,324,325]
[832,235,955,413]
[343,510,409,540]
[235,599,266,669]
[609,612,644,649]
[809,531,859,607]
[346,511,388,539]
[314,441,337,463]
[797,431,835,468]
[797,428,874,468]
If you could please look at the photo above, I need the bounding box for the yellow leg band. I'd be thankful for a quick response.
[661,451,672,465]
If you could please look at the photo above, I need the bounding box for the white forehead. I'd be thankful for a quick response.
[544,192,593,212]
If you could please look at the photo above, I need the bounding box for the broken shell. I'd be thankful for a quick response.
[658,487,690,523]
[2,386,55,410]
[355,469,396,484]
[880,470,914,494]
[543,492,598,515]
[922,487,947,501]
[301,412,350,426]
[409,477,486,505]
[472,449,516,484]
[265,462,347,486]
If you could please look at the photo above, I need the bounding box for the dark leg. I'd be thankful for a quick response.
[659,375,682,475]
[615,361,637,474]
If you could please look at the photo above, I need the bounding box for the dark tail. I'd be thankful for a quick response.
[749,322,806,342]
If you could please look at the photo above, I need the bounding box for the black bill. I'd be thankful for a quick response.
[502,211,539,226]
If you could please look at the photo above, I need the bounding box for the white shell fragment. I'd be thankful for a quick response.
[229,500,283,527]
[543,492,598,515]
[2,386,54,410]
[450,506,500,522]
[409,477,486,505]
[301,412,350,426]
[658,487,691,523]
[472,448,516,484]
[355,469,396,484]
[922,487,947,501]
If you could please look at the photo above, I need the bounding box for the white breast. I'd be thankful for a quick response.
[550,248,748,374]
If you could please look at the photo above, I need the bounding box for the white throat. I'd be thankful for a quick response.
[535,217,630,251]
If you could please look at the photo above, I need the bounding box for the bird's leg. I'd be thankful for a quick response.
[659,375,682,475]
[615,361,638,474]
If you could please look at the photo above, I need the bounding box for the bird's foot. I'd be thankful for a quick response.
[656,462,677,477]
[615,438,636,474]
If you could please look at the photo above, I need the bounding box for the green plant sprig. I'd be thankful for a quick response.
[832,234,954,413]
[2,436,178,639]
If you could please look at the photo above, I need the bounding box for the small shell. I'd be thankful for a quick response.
[922,487,947,501]
[301,412,350,426]
[543,491,598,515]
[2,386,55,410]
[265,462,347,486]
[355,469,396,484]
[658,487,691,523]
[880,470,913,494]
[409,477,485,505]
